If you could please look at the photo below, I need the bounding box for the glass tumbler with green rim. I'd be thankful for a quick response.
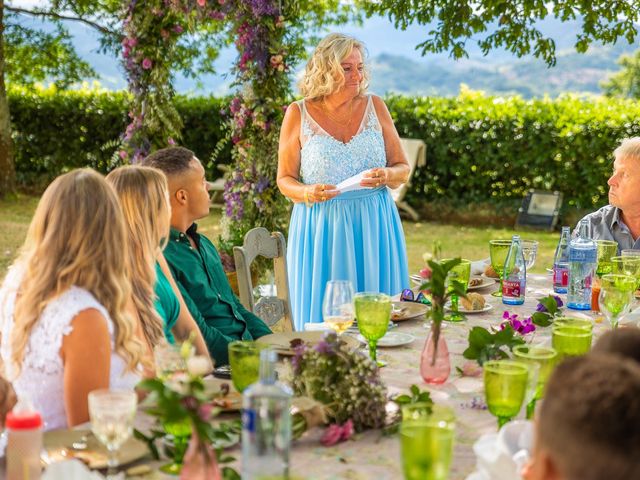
[400,403,455,480]
[512,345,558,419]
[489,240,512,297]
[483,360,529,429]
[228,340,267,393]
[551,318,593,360]
[595,240,619,277]
[599,273,636,329]
[444,258,471,322]
[354,292,391,366]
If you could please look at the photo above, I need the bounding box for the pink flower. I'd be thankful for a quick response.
[142,58,152,70]
[197,0,206,5]
[198,403,214,421]
[167,137,176,145]
[118,150,128,160]
[460,360,483,377]
[321,424,343,446]
[173,25,184,34]
[340,419,354,441]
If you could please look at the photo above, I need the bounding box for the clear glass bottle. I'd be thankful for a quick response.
[567,219,597,310]
[241,349,292,480]
[553,226,571,294]
[502,235,526,305]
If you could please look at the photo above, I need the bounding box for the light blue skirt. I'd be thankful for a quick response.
[287,187,409,330]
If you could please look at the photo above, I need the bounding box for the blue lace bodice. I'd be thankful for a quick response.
[298,95,386,186]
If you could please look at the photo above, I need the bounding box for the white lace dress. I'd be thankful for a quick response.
[0,266,140,431]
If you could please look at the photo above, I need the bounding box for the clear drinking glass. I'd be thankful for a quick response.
[400,404,455,480]
[322,280,355,335]
[444,259,471,322]
[599,274,636,329]
[88,390,137,479]
[521,240,539,271]
[153,343,186,381]
[489,240,512,297]
[354,292,391,366]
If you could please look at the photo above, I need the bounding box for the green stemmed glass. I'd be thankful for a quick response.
[595,240,618,276]
[512,345,558,419]
[483,360,529,429]
[400,404,455,480]
[552,318,593,360]
[444,258,471,322]
[354,292,391,366]
[228,341,266,392]
[599,274,636,329]
[612,256,640,290]
[489,240,512,297]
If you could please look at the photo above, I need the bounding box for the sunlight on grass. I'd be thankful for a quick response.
[0,196,562,280]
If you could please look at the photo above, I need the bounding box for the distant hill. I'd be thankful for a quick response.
[11,13,639,98]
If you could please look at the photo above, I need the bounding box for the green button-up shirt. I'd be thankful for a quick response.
[163,224,271,365]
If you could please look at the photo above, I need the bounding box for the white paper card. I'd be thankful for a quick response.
[336,171,372,193]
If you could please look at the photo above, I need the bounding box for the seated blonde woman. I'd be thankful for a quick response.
[106,166,209,358]
[0,169,144,430]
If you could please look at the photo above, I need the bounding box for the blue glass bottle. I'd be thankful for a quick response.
[567,220,597,310]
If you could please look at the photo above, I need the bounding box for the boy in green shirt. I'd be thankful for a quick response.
[143,147,272,365]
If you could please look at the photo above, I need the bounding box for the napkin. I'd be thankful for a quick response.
[466,420,533,480]
[471,258,490,276]
[43,459,114,480]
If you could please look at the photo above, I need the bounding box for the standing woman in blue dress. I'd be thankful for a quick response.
[277,33,410,330]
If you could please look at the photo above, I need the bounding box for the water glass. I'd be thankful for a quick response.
[483,360,529,429]
[400,404,455,480]
[595,240,619,276]
[322,280,355,335]
[153,343,186,381]
[354,292,391,365]
[552,318,593,359]
[612,256,640,290]
[512,345,558,419]
[599,274,636,329]
[444,258,471,322]
[228,341,266,392]
[521,240,538,271]
[489,240,512,297]
[621,249,640,257]
[88,390,137,479]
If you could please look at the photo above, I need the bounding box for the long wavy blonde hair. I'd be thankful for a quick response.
[106,166,170,348]
[11,168,143,374]
[299,33,369,100]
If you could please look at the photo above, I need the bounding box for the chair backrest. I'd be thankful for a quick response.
[233,227,293,331]
[390,138,426,203]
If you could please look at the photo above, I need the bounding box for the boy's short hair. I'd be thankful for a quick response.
[539,353,640,480]
[141,146,196,178]
[592,328,640,364]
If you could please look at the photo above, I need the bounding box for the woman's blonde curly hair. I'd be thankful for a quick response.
[298,33,369,100]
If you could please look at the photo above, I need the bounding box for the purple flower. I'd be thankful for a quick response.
[553,295,564,308]
[142,58,152,70]
[173,25,184,34]
[314,339,333,355]
[501,310,536,335]
[536,303,548,313]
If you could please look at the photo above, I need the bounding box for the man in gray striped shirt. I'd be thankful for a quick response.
[577,138,640,252]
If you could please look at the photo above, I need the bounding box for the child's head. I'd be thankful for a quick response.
[523,353,640,480]
[592,327,640,364]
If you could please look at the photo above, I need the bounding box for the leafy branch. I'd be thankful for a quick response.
[463,325,525,366]
[383,385,434,436]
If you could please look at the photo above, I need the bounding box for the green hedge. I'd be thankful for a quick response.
[9,86,640,212]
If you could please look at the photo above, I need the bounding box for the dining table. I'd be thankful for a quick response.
[30,273,615,480]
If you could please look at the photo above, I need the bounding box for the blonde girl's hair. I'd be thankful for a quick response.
[106,165,171,348]
[11,168,143,374]
[298,33,369,100]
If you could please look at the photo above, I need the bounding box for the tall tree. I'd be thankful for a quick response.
[602,50,640,99]
[0,1,14,196]
[360,1,640,67]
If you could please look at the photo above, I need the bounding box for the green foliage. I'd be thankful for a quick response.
[463,325,525,365]
[530,295,564,327]
[602,49,640,99]
[384,384,434,436]
[359,0,640,67]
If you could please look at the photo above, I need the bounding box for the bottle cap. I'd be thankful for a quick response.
[5,397,43,430]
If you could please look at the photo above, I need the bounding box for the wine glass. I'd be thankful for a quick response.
[88,390,137,479]
[322,280,355,335]
[228,340,266,392]
[489,240,512,297]
[552,318,593,360]
[444,258,471,322]
[483,360,529,429]
[521,240,538,271]
[599,274,636,329]
[621,249,640,257]
[512,345,557,419]
[612,256,640,290]
[354,292,391,366]
[595,240,618,276]
[154,343,186,380]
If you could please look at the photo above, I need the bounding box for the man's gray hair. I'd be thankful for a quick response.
[614,137,640,162]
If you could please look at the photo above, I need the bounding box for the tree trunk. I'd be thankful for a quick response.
[0,2,15,197]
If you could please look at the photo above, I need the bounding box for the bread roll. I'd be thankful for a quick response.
[461,292,486,311]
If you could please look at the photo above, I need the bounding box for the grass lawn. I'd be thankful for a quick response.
[0,195,562,280]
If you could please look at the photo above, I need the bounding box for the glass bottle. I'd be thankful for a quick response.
[6,397,43,480]
[241,349,292,480]
[567,220,597,310]
[553,226,571,294]
[502,235,526,305]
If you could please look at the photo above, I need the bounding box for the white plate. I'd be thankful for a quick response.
[357,332,415,348]
[445,303,493,314]
[467,276,496,290]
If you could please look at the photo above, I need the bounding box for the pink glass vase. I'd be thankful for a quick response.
[420,324,451,384]
[179,431,222,480]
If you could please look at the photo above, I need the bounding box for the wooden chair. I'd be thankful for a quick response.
[233,227,294,331]
[391,138,427,221]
